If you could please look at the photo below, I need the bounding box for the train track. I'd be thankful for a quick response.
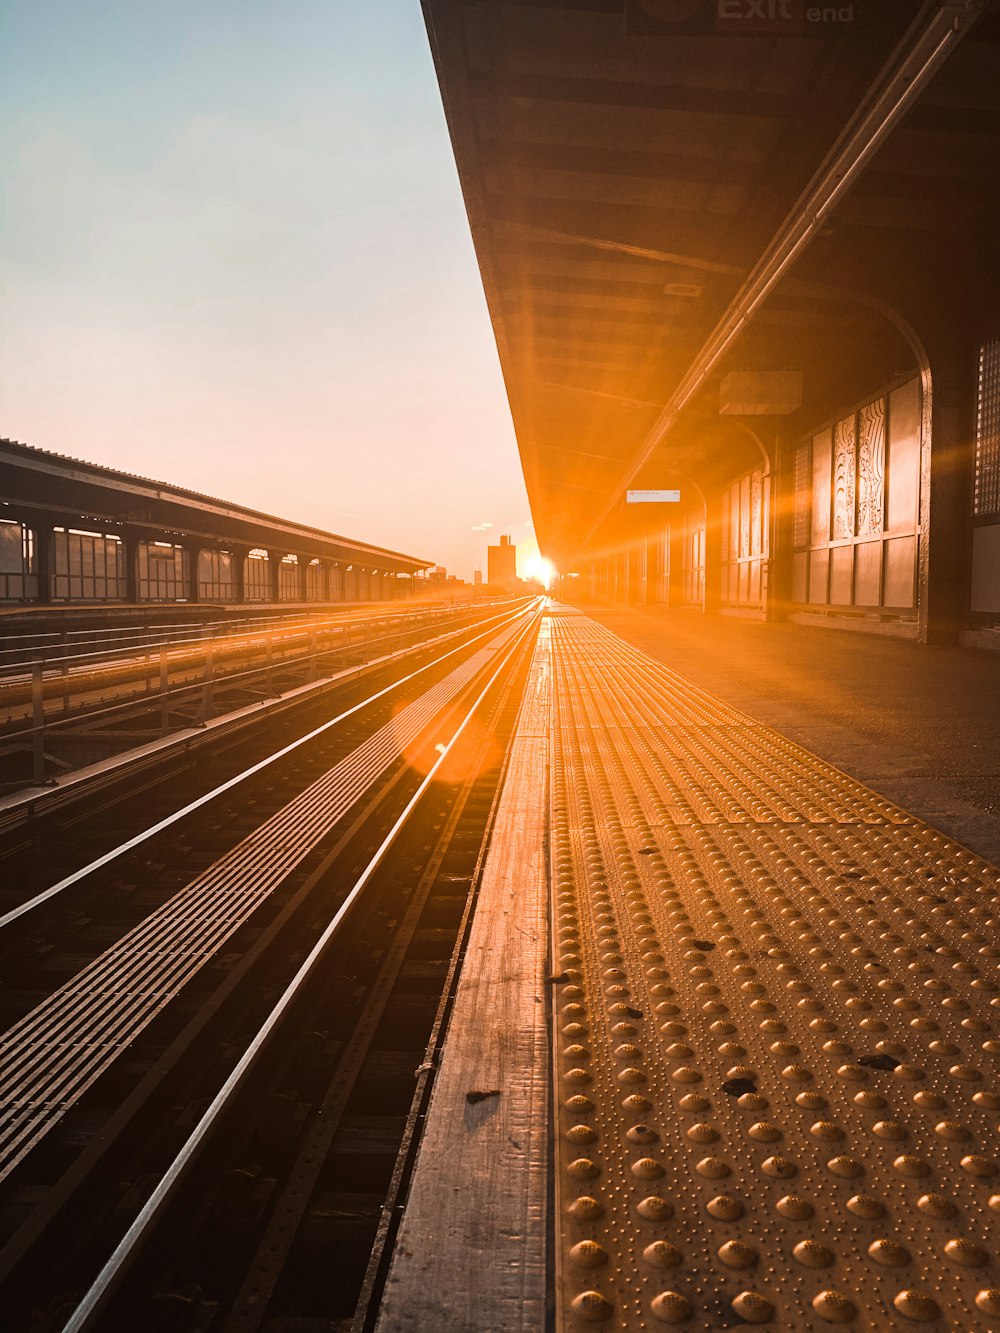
[0,599,541,1331]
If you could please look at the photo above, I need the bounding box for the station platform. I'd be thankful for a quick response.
[379,604,1000,1331]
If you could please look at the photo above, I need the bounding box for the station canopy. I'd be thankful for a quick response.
[423,0,1000,566]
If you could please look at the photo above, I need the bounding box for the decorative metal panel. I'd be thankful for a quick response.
[856,397,885,536]
[751,470,762,556]
[975,333,1000,517]
[833,415,856,540]
[793,445,810,547]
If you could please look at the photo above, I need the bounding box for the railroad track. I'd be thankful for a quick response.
[0,599,542,1332]
[0,600,523,795]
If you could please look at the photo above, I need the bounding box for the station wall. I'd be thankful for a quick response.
[790,377,921,623]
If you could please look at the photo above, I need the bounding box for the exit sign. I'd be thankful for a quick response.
[626,489,681,504]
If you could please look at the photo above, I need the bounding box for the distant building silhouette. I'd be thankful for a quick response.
[487,534,517,590]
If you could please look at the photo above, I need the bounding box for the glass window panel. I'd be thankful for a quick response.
[0,522,21,574]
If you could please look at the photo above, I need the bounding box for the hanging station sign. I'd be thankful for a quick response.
[626,490,681,504]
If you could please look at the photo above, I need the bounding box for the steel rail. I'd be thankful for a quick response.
[0,611,535,1183]
[0,598,540,931]
[0,602,500,743]
[58,605,541,1333]
[0,601,489,681]
[0,601,464,669]
[0,598,521,674]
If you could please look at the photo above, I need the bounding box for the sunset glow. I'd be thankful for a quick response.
[522,554,556,590]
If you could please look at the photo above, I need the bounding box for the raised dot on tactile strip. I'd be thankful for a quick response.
[627,1124,659,1144]
[961,1155,998,1178]
[707,1195,744,1220]
[892,1290,941,1322]
[868,1239,911,1267]
[828,1156,864,1179]
[618,1067,647,1085]
[632,1157,666,1180]
[643,1241,683,1269]
[944,1238,989,1267]
[976,1290,1000,1317]
[748,1122,782,1142]
[847,1195,885,1219]
[686,1122,718,1143]
[637,1195,673,1221]
[731,1291,776,1325]
[718,1241,759,1269]
[568,1196,603,1220]
[894,1155,931,1179]
[650,1292,693,1324]
[811,1121,843,1141]
[776,1195,814,1220]
[794,1240,835,1268]
[812,1290,857,1323]
[761,1156,797,1179]
[570,1240,609,1269]
[934,1120,970,1141]
[796,1091,827,1110]
[566,1124,597,1144]
[678,1094,711,1112]
[915,1193,956,1218]
[572,1290,613,1322]
[568,1158,600,1180]
[872,1121,907,1140]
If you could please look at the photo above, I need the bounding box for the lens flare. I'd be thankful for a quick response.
[522,555,556,589]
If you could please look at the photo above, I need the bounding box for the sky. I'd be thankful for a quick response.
[0,0,538,581]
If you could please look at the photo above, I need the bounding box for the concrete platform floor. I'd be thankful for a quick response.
[582,606,1000,867]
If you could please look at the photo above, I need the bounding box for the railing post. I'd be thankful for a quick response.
[32,657,46,786]
[266,632,275,696]
[60,632,71,715]
[200,644,214,723]
[159,648,170,732]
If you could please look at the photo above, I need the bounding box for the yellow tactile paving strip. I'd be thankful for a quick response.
[550,610,1000,1330]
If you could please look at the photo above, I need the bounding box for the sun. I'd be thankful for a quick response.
[522,554,556,590]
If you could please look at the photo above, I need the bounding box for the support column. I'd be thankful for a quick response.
[268,551,282,603]
[123,528,139,604]
[184,543,201,603]
[768,453,793,623]
[704,492,724,615]
[919,351,976,644]
[231,549,247,604]
[34,524,53,605]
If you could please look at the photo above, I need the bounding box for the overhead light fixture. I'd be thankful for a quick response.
[664,282,703,297]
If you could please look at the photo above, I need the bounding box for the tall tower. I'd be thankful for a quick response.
[487,534,517,590]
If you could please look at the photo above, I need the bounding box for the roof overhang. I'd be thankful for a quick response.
[424,0,1000,565]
